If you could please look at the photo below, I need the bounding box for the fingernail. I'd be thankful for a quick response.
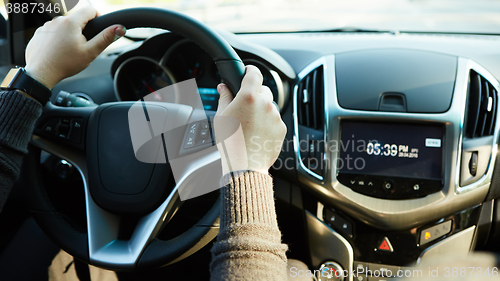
[114,26,126,41]
[217,84,225,93]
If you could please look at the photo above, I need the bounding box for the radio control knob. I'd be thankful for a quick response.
[319,261,344,281]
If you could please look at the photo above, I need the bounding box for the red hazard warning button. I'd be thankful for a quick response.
[377,237,394,252]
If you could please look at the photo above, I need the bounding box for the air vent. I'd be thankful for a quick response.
[296,65,325,179]
[464,70,497,138]
[297,66,324,130]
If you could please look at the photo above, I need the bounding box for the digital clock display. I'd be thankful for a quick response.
[338,121,444,181]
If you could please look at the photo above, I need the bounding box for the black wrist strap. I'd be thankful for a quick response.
[15,71,52,106]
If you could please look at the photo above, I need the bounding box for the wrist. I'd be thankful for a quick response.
[24,65,57,90]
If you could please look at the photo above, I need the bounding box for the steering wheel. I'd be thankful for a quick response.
[23,8,245,271]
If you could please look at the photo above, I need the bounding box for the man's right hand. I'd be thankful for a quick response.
[214,65,287,175]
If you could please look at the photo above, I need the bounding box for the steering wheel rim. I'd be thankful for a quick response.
[24,7,246,271]
[83,7,246,95]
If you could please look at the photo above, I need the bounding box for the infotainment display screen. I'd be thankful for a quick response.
[337,121,444,199]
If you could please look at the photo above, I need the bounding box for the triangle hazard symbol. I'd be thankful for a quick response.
[377,237,393,252]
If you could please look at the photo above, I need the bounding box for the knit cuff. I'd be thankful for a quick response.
[219,170,277,228]
[0,90,43,153]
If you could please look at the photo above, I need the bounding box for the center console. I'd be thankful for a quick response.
[293,50,500,280]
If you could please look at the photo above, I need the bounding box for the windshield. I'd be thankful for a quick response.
[90,0,500,34]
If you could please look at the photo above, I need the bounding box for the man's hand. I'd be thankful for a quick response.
[214,65,287,175]
[25,5,125,90]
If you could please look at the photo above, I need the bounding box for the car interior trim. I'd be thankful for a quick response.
[417,226,476,264]
[305,211,354,281]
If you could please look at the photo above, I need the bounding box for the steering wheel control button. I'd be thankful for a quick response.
[42,118,59,136]
[376,237,394,252]
[188,122,198,135]
[419,220,452,246]
[69,118,83,143]
[318,261,344,281]
[200,128,209,138]
[184,136,195,148]
[183,122,199,148]
[182,120,215,149]
[58,122,70,139]
[323,208,353,238]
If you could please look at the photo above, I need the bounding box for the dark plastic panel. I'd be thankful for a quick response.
[336,49,457,113]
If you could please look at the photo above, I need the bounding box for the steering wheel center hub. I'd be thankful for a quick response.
[87,103,174,215]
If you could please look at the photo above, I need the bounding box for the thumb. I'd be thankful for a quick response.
[85,25,126,57]
[217,83,234,112]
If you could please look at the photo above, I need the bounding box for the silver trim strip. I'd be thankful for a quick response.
[294,55,500,230]
[293,57,328,181]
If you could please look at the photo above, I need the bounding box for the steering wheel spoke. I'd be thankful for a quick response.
[87,147,221,270]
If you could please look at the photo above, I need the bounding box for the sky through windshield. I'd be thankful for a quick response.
[90,0,500,34]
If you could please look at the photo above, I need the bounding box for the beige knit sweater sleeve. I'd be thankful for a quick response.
[210,170,288,281]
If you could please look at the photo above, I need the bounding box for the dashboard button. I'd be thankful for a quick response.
[367,277,392,281]
[324,209,353,237]
[355,275,368,281]
[376,237,393,252]
[354,262,369,275]
[368,264,400,277]
[419,220,452,245]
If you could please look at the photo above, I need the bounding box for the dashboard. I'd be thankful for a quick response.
[111,34,288,111]
[49,29,500,279]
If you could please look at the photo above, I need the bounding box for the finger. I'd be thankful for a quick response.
[261,86,274,102]
[84,25,126,57]
[70,5,99,28]
[237,65,263,96]
[217,83,234,112]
